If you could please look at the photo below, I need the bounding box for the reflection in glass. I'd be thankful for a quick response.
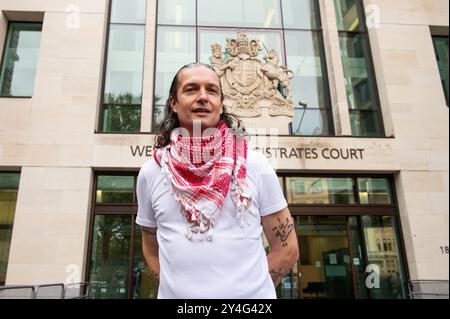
[0,173,20,189]
[358,178,393,204]
[103,24,145,105]
[339,34,381,136]
[158,0,196,25]
[286,177,355,204]
[339,35,376,110]
[348,217,368,298]
[110,0,146,24]
[432,36,449,106]
[132,225,159,299]
[199,29,283,65]
[334,0,363,32]
[361,216,408,299]
[154,26,196,102]
[198,0,282,28]
[285,31,326,109]
[282,0,319,30]
[152,105,166,131]
[89,215,131,299]
[291,108,330,136]
[349,110,381,137]
[285,30,331,136]
[102,105,141,132]
[102,1,146,133]
[0,23,42,97]
[96,175,135,204]
[154,26,196,128]
[0,173,20,284]
[277,273,294,299]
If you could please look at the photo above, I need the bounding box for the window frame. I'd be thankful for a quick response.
[85,171,139,299]
[278,173,397,215]
[431,34,449,107]
[285,27,335,136]
[335,0,385,137]
[0,171,21,285]
[98,0,147,133]
[0,21,42,99]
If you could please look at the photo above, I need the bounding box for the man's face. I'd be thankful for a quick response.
[171,66,223,135]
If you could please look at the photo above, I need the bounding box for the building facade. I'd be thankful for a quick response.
[0,0,448,299]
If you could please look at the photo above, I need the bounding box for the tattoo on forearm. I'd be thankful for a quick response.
[270,267,285,285]
[271,217,294,247]
[149,269,159,285]
[142,228,157,236]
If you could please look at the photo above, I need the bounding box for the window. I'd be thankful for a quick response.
[197,0,282,28]
[154,0,334,136]
[283,175,394,206]
[334,0,384,136]
[284,0,333,136]
[0,172,20,284]
[0,23,42,97]
[154,26,196,127]
[88,173,158,299]
[158,0,196,26]
[286,177,355,204]
[432,36,449,106]
[376,238,382,252]
[357,177,393,204]
[100,0,147,133]
[96,175,135,203]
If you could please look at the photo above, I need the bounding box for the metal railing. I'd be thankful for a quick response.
[408,280,449,299]
[0,282,89,299]
[0,285,36,299]
[35,283,65,299]
[64,282,90,299]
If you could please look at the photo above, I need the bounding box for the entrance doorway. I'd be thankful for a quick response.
[297,216,353,299]
[275,215,408,299]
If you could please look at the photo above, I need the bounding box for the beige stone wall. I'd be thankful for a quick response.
[141,0,157,132]
[364,0,449,280]
[0,0,108,285]
[0,0,448,286]
[319,0,352,136]
[6,167,92,285]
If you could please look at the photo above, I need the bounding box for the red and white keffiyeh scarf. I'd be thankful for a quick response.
[154,121,254,240]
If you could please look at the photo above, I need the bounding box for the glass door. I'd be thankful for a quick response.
[88,214,132,299]
[296,216,354,299]
[131,222,159,299]
[286,214,408,299]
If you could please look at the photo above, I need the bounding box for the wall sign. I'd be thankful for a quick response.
[130,145,366,160]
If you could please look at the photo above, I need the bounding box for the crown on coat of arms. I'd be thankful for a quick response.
[236,32,250,55]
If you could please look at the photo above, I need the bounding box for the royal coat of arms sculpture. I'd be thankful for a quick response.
[211,31,294,118]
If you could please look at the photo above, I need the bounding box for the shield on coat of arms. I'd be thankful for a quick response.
[225,59,262,95]
[232,59,259,86]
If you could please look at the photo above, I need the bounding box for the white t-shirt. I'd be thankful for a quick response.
[136,150,287,299]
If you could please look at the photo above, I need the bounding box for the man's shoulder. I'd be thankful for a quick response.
[247,149,277,177]
[139,158,161,179]
[247,149,268,165]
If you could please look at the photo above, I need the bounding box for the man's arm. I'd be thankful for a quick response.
[141,226,160,285]
[262,207,299,287]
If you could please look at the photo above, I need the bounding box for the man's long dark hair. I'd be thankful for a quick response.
[154,63,241,149]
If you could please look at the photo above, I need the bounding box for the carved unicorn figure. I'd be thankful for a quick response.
[261,49,294,100]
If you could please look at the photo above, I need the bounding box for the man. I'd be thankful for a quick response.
[136,62,299,299]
